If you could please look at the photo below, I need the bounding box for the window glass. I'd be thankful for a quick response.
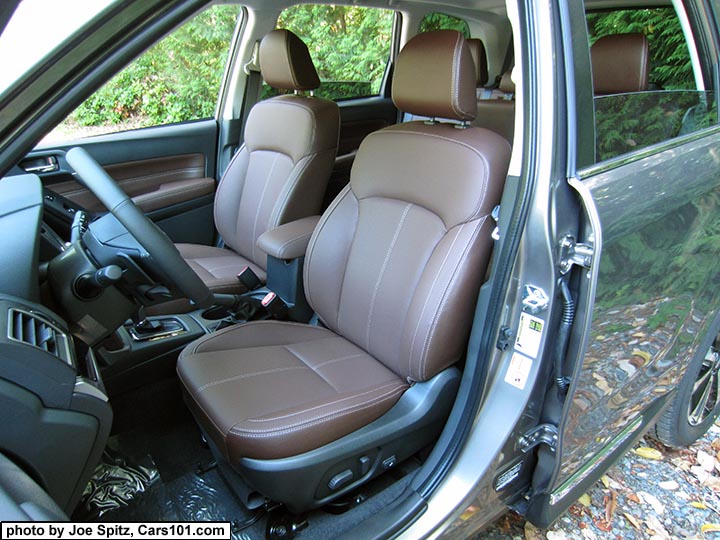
[0,0,117,94]
[44,5,240,144]
[419,12,470,38]
[587,7,717,163]
[270,5,394,101]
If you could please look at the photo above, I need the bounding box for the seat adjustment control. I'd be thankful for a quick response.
[358,455,371,476]
[327,469,353,491]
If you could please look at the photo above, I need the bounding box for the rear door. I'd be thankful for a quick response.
[527,0,720,526]
[13,4,242,246]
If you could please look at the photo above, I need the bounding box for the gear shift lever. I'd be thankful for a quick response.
[132,306,162,334]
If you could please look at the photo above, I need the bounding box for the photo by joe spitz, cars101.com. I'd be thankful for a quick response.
[0,0,719,538]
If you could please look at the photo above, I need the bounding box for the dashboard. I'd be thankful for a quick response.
[0,174,112,514]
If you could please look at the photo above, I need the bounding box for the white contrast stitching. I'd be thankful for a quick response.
[365,203,412,350]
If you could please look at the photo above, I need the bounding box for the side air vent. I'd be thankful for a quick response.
[8,308,72,365]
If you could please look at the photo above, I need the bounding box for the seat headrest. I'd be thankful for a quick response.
[259,29,321,91]
[499,69,515,94]
[466,38,489,87]
[392,30,477,121]
[591,33,649,95]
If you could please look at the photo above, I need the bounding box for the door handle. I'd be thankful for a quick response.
[21,155,59,174]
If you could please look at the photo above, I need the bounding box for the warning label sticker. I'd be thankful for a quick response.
[514,312,544,358]
[504,352,533,390]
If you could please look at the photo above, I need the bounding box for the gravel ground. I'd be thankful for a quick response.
[478,421,720,540]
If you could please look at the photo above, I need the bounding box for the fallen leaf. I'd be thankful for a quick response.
[698,450,716,472]
[578,493,591,507]
[691,501,708,509]
[701,523,720,534]
[658,480,679,490]
[600,475,610,488]
[638,491,665,515]
[645,514,671,539]
[624,512,642,530]
[627,492,641,504]
[524,521,544,540]
[692,465,711,484]
[705,475,720,491]
[593,517,612,532]
[581,529,597,540]
[634,447,663,460]
[711,437,720,451]
[604,490,617,524]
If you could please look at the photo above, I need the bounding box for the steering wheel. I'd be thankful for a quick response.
[66,147,213,309]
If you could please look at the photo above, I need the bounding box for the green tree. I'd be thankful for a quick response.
[586,8,694,90]
[277,5,394,99]
[70,5,239,127]
[419,13,470,38]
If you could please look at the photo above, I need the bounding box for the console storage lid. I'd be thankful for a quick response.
[256,216,320,260]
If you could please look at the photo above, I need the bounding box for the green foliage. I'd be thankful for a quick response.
[588,7,718,162]
[69,5,239,128]
[419,12,470,38]
[277,5,393,99]
[586,8,694,90]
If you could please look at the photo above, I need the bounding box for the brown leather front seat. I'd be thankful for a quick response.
[174,29,339,301]
[591,33,649,95]
[178,30,510,510]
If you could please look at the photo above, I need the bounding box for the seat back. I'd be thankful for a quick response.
[214,30,340,270]
[475,69,516,143]
[466,38,489,88]
[304,30,511,382]
[591,33,649,95]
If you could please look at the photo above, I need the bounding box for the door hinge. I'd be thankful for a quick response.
[558,235,594,275]
[518,424,559,453]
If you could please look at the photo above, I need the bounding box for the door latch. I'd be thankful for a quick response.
[558,235,593,275]
[518,424,559,453]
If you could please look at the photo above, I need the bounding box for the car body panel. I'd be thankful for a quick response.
[556,128,720,485]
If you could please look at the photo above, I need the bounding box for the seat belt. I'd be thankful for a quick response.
[239,40,263,146]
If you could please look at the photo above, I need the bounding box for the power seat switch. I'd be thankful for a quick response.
[327,469,354,491]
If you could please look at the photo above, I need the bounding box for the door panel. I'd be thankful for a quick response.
[19,120,219,245]
[323,96,397,208]
[536,130,720,523]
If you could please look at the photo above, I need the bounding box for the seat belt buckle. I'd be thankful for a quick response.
[261,292,288,319]
[237,266,261,290]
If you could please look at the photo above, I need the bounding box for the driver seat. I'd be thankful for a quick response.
[169,30,339,309]
[178,30,510,511]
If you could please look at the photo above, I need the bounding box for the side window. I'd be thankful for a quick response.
[269,5,394,101]
[587,6,718,163]
[419,12,470,38]
[44,5,240,144]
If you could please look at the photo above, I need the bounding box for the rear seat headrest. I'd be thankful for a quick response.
[591,33,649,95]
[392,30,477,121]
[259,29,321,91]
[499,70,515,94]
[466,38,489,87]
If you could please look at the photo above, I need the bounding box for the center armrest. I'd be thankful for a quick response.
[257,215,321,260]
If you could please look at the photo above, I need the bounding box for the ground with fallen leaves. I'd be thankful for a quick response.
[478,421,720,540]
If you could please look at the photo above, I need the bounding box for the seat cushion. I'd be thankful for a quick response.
[177,321,408,461]
[177,243,266,294]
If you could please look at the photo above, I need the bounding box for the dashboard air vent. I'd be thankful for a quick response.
[8,308,72,365]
